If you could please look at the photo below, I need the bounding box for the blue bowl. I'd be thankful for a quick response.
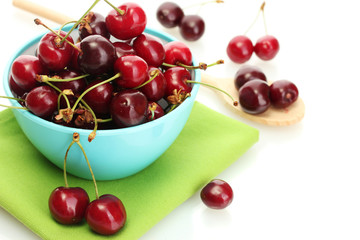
[3,26,200,180]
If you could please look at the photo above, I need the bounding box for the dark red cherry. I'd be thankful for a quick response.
[164,41,192,66]
[11,55,47,92]
[112,41,135,58]
[54,69,87,95]
[79,12,110,40]
[254,35,280,61]
[82,79,114,116]
[105,2,147,40]
[156,2,184,28]
[239,79,270,114]
[269,80,298,108]
[25,85,59,118]
[163,66,192,97]
[110,89,148,127]
[85,194,126,235]
[78,35,116,75]
[146,101,165,121]
[139,67,166,101]
[49,187,89,225]
[234,65,267,90]
[201,179,233,209]
[227,35,253,63]
[114,55,148,88]
[132,33,165,67]
[37,31,74,71]
[179,15,205,41]
[9,75,26,98]
[69,42,81,72]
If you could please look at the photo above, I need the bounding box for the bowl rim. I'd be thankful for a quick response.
[3,26,201,135]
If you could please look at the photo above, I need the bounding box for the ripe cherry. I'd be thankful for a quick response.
[79,12,110,40]
[69,42,82,72]
[227,35,253,64]
[11,55,47,92]
[201,179,233,209]
[146,101,165,121]
[82,79,114,116]
[156,2,184,28]
[110,89,148,127]
[25,85,59,118]
[254,35,280,61]
[132,33,165,68]
[234,65,267,90]
[112,41,135,58]
[9,75,26,99]
[105,2,147,40]
[48,187,89,225]
[139,67,166,101]
[239,79,270,114]
[114,55,148,89]
[163,66,192,97]
[269,80,298,108]
[179,15,205,41]
[37,31,74,71]
[164,41,192,66]
[85,194,127,235]
[54,69,87,95]
[78,35,116,75]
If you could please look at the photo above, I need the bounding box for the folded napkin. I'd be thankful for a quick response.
[0,101,258,240]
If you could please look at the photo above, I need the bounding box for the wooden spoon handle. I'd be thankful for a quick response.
[12,0,73,24]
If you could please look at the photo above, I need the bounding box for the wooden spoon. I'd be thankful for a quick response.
[201,73,305,126]
[12,0,305,126]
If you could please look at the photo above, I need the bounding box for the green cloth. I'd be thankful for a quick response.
[0,101,258,240]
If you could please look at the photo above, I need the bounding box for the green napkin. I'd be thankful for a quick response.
[0,101,258,240]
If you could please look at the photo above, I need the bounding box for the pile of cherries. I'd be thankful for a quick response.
[235,65,299,114]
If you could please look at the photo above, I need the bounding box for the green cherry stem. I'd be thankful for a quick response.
[104,0,125,15]
[261,2,268,35]
[63,139,76,188]
[133,70,160,89]
[0,96,27,110]
[243,1,265,35]
[45,81,71,109]
[36,74,90,83]
[162,62,208,70]
[79,99,98,142]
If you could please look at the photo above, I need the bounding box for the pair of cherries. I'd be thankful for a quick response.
[235,65,299,114]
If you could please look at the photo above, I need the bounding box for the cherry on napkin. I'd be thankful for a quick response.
[0,101,258,240]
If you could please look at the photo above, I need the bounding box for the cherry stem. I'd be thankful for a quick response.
[186,80,238,106]
[45,81,72,110]
[57,92,71,110]
[36,74,89,83]
[261,2,268,35]
[34,18,82,53]
[0,95,25,102]
[73,133,99,199]
[133,69,160,89]
[60,0,101,44]
[63,140,76,188]
[243,1,266,35]
[98,118,112,123]
[71,72,121,113]
[79,99,98,142]
[58,20,78,33]
[162,62,208,70]
[0,103,27,110]
[104,0,125,15]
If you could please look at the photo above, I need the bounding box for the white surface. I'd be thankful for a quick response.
[1,0,360,239]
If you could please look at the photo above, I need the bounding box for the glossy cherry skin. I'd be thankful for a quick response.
[25,85,58,118]
[269,80,298,108]
[79,12,110,40]
[78,35,116,75]
[156,2,184,28]
[164,41,192,66]
[239,79,270,114]
[110,89,148,127]
[133,33,165,67]
[11,55,47,92]
[254,35,280,61]
[69,42,81,72]
[37,31,74,71]
[234,65,267,90]
[82,79,114,116]
[112,41,135,59]
[227,35,253,64]
[49,187,89,225]
[146,101,165,121]
[201,179,233,209]
[54,69,87,95]
[139,67,166,101]
[179,15,205,41]
[85,194,126,235]
[163,66,192,97]
[9,75,26,98]
[114,55,148,88]
[105,2,147,40]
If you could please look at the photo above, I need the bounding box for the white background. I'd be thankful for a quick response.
[1,0,360,239]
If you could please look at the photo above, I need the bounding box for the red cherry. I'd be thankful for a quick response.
[239,79,270,114]
[54,69,87,95]
[132,33,165,68]
[156,2,184,28]
[179,15,205,41]
[139,67,166,101]
[49,187,89,225]
[114,55,148,88]
[226,35,253,64]
[105,2,147,40]
[11,55,47,92]
[234,65,267,90]
[25,85,58,118]
[112,41,135,58]
[164,41,192,66]
[82,79,114,116]
[85,194,127,235]
[37,31,74,71]
[201,179,233,209]
[69,42,82,72]
[254,35,280,61]
[9,75,26,98]
[146,101,165,121]
[163,66,192,97]
[79,12,110,40]
[269,80,298,108]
